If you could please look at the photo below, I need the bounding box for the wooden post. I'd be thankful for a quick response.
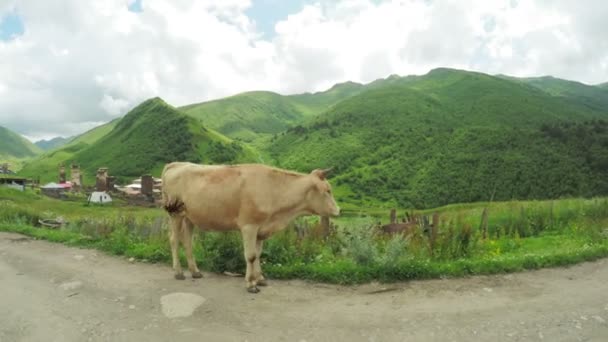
[320,216,330,237]
[390,208,397,224]
[480,208,489,240]
[549,201,554,230]
[430,212,439,255]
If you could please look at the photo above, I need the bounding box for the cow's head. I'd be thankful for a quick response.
[307,167,340,217]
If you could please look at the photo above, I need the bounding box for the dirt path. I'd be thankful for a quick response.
[1,232,608,342]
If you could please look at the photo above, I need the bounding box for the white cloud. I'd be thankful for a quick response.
[1,0,607,141]
[99,94,130,117]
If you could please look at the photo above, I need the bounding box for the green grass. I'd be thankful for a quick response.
[1,187,607,285]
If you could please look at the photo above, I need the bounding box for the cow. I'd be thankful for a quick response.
[160,162,340,293]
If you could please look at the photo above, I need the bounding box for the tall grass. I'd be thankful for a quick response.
[1,187,608,284]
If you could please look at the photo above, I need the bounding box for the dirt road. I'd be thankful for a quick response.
[1,232,608,342]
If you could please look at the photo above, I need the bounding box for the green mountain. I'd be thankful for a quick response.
[267,68,608,209]
[0,126,41,159]
[180,91,307,142]
[179,82,366,142]
[288,81,365,114]
[35,136,72,151]
[20,98,258,183]
[17,119,120,181]
[499,75,608,112]
[598,82,608,90]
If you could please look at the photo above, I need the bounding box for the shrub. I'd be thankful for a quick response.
[198,231,245,273]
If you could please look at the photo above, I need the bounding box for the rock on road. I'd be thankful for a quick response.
[1,232,608,342]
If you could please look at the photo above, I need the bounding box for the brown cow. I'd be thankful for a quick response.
[161,162,340,293]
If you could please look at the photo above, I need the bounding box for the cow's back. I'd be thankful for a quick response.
[161,162,312,231]
[161,162,247,230]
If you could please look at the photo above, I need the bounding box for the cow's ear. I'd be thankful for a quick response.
[311,167,333,180]
[322,167,334,176]
[311,169,325,180]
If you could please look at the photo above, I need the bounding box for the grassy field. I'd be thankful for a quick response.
[1,187,607,284]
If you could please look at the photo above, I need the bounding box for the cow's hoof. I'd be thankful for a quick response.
[247,286,260,294]
[174,273,186,280]
[257,279,268,286]
[192,271,203,279]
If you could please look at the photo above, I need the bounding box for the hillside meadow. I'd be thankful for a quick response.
[2,187,607,284]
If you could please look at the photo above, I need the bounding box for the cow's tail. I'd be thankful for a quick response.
[160,162,185,216]
[162,192,185,216]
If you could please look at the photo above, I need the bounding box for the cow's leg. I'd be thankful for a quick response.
[241,226,260,293]
[254,238,267,286]
[181,218,202,278]
[169,216,185,280]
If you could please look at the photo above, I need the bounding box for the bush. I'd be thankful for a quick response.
[338,219,380,265]
[199,231,245,273]
[377,234,409,266]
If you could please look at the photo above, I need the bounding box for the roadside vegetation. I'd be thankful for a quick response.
[2,187,607,284]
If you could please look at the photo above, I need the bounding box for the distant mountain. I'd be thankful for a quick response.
[267,68,608,208]
[180,91,308,142]
[35,136,72,151]
[19,98,258,183]
[288,81,366,115]
[599,82,608,90]
[179,82,366,142]
[498,75,608,112]
[0,126,42,159]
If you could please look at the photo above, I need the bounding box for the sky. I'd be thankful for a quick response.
[1,0,607,142]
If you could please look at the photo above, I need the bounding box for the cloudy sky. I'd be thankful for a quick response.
[1,0,607,142]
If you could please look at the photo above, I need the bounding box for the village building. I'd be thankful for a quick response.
[70,164,83,191]
[116,175,162,196]
[40,182,71,198]
[87,191,112,204]
[0,176,27,191]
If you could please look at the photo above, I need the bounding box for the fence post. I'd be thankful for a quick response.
[480,208,489,240]
[320,216,330,238]
[430,212,439,255]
